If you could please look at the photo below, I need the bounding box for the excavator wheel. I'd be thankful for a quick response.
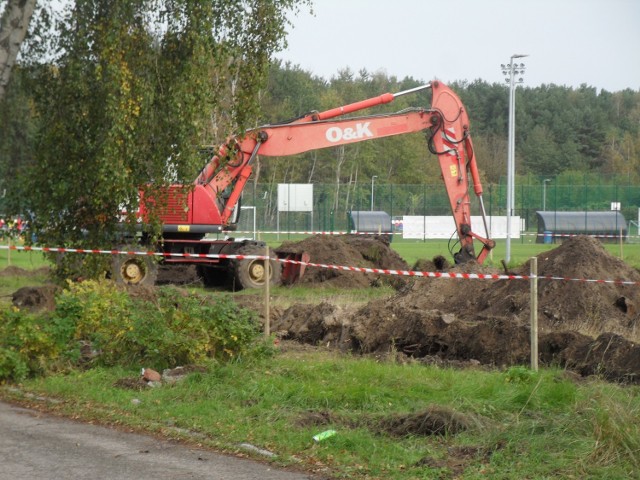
[112,246,158,286]
[231,244,281,290]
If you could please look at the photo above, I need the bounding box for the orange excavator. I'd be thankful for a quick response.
[117,81,494,288]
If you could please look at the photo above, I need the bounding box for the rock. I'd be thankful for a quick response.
[141,368,162,383]
[238,443,276,458]
[162,365,208,384]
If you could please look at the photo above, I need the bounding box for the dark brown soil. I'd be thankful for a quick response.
[113,377,149,391]
[377,406,481,437]
[276,235,409,288]
[483,236,640,340]
[272,236,640,383]
[297,403,484,436]
[11,285,60,312]
[415,443,500,478]
[156,265,201,285]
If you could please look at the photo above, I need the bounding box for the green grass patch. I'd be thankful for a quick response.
[4,353,638,479]
[0,240,48,271]
[221,283,394,310]
[0,239,51,308]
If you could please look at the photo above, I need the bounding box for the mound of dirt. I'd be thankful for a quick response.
[272,302,350,347]
[0,266,50,277]
[126,235,411,289]
[11,285,60,312]
[349,235,640,338]
[412,255,450,272]
[295,404,484,438]
[557,332,640,382]
[378,405,482,437]
[276,236,640,383]
[275,235,409,288]
[484,236,640,340]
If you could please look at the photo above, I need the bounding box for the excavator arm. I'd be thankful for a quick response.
[192,81,494,264]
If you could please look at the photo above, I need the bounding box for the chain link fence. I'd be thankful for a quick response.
[236,178,640,237]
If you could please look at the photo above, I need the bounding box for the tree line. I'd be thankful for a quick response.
[256,62,640,189]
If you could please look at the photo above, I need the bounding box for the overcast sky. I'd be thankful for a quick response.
[277,0,640,92]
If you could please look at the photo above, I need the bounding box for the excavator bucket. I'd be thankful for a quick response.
[277,251,310,285]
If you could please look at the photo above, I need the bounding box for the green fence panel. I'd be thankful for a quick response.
[237,178,640,234]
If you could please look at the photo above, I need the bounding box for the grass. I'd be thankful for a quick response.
[0,240,49,308]
[0,238,48,271]
[226,283,395,311]
[3,352,639,479]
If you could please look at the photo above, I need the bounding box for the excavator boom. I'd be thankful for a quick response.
[193,81,494,264]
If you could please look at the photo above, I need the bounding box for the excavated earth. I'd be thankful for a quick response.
[6,235,640,383]
[275,234,410,289]
[270,235,640,384]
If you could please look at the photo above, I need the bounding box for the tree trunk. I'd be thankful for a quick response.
[333,145,345,212]
[0,0,36,101]
[307,150,317,183]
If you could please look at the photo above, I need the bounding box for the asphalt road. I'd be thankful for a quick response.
[0,401,319,480]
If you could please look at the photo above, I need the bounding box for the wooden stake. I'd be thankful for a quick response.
[264,244,270,338]
[530,256,538,371]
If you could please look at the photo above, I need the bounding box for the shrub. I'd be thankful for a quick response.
[0,279,261,381]
[53,280,261,369]
[0,308,61,381]
[0,347,30,382]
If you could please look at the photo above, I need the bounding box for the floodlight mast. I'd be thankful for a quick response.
[501,54,528,264]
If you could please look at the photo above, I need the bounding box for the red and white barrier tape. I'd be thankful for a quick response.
[282,257,532,281]
[2,244,639,286]
[232,230,387,235]
[0,244,259,261]
[279,258,640,285]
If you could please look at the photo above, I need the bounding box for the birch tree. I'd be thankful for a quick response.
[0,0,36,100]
